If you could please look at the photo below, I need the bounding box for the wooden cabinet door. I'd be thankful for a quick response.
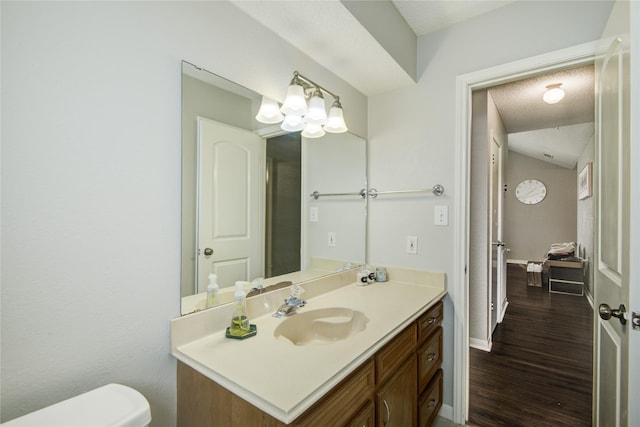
[375,323,416,384]
[347,400,375,427]
[376,355,417,427]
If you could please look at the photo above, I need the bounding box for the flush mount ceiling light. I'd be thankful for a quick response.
[543,83,565,104]
[256,71,348,138]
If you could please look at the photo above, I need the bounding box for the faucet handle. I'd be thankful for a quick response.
[290,284,305,298]
[284,296,306,307]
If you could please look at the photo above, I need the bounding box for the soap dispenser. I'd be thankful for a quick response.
[229,281,250,336]
[205,273,219,308]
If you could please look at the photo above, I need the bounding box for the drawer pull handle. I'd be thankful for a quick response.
[427,353,437,362]
[383,399,390,426]
[427,316,438,325]
[428,399,437,409]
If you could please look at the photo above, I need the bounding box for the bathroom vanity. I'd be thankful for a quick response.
[170,267,446,426]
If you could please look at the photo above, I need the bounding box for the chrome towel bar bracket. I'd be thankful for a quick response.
[310,185,444,200]
[367,185,444,198]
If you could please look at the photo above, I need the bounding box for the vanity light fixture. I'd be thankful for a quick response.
[543,83,565,104]
[256,71,348,137]
[255,97,284,124]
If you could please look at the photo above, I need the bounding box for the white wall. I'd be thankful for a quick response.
[577,137,595,297]
[0,2,366,424]
[505,151,578,261]
[368,0,613,411]
[304,133,367,267]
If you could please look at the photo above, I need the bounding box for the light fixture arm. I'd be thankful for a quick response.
[293,71,341,103]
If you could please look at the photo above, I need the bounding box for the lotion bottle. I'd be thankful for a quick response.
[229,281,250,336]
[205,274,219,308]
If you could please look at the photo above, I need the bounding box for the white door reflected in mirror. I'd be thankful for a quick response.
[197,117,263,294]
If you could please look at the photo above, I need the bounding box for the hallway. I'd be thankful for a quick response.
[469,263,593,426]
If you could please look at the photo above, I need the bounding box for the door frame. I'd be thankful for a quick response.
[628,6,640,425]
[490,133,507,326]
[452,40,600,423]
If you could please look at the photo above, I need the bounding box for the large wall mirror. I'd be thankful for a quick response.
[181,61,367,315]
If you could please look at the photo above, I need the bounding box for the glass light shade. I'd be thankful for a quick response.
[323,105,348,133]
[304,92,327,125]
[280,114,305,132]
[543,87,565,104]
[255,97,284,124]
[302,123,326,139]
[280,83,308,116]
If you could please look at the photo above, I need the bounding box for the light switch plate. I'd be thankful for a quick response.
[310,206,319,222]
[406,236,418,254]
[434,205,448,226]
[328,232,336,247]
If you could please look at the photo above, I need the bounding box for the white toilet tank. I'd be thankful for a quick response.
[1,384,151,427]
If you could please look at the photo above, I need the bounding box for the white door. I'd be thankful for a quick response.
[197,117,264,292]
[593,1,636,424]
[489,135,506,331]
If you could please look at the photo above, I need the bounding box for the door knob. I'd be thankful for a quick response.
[598,303,627,325]
[203,248,214,256]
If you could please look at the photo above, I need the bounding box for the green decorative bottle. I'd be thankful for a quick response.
[229,281,250,336]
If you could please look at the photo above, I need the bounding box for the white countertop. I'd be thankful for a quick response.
[171,267,446,424]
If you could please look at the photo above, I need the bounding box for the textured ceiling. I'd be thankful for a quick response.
[489,64,595,168]
[489,64,595,134]
[392,0,517,36]
[507,123,594,169]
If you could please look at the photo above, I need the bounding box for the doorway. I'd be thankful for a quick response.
[467,65,596,423]
[265,132,302,278]
[450,41,601,424]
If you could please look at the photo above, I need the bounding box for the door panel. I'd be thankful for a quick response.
[594,7,630,424]
[598,321,621,426]
[197,117,264,292]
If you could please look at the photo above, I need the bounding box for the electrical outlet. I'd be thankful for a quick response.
[406,236,418,254]
[310,206,319,222]
[434,205,448,226]
[328,232,336,247]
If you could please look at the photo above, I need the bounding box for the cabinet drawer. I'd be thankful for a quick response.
[417,300,443,345]
[375,322,417,385]
[346,400,374,427]
[296,359,375,427]
[417,326,442,393]
[418,369,443,427]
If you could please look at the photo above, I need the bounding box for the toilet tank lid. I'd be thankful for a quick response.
[1,384,151,427]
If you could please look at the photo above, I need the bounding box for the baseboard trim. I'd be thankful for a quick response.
[498,300,509,323]
[469,337,492,352]
[585,289,594,308]
[507,259,528,265]
[438,403,454,421]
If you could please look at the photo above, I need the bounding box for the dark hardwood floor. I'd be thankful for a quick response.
[468,263,593,426]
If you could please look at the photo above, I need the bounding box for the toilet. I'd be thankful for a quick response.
[1,384,151,427]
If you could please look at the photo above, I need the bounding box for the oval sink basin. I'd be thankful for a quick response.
[274,307,368,346]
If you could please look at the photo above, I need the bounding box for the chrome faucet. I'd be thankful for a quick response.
[273,284,306,317]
